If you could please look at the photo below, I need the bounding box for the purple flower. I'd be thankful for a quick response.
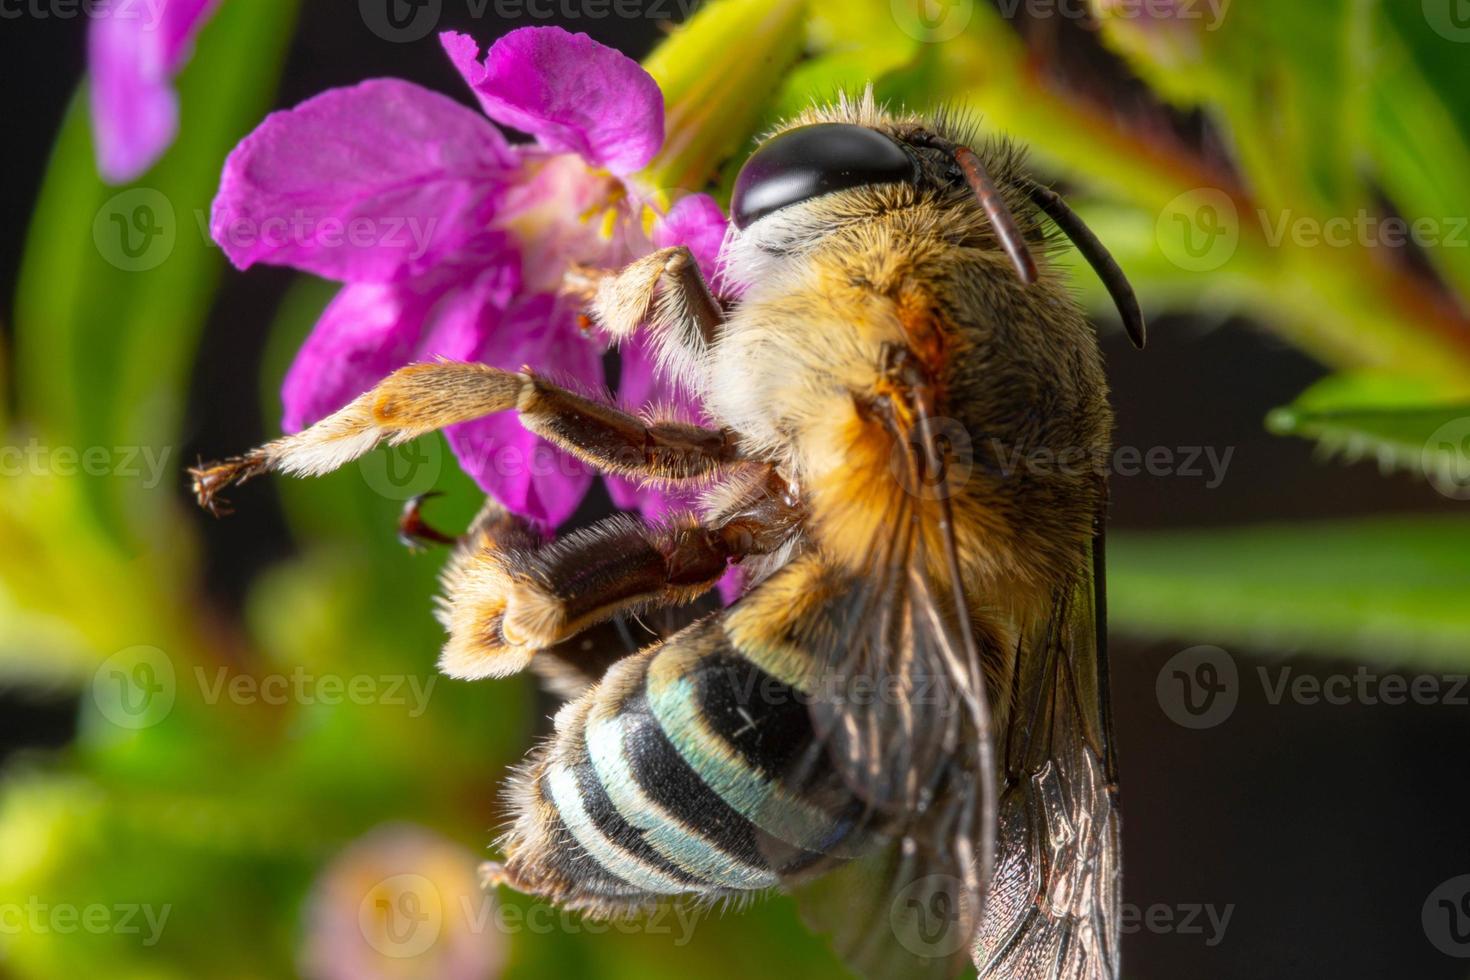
[90,0,221,184]
[210,27,730,529]
[301,824,504,980]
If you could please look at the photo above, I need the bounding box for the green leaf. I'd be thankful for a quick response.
[0,0,299,685]
[1368,5,1470,302]
[1109,516,1470,667]
[925,1,1470,389]
[1265,374,1470,495]
[11,0,299,550]
[638,0,808,195]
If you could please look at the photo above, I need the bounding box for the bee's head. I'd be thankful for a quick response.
[707,96,1138,592]
[723,94,1045,288]
[729,122,922,230]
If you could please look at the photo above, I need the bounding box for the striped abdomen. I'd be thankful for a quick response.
[494,611,873,914]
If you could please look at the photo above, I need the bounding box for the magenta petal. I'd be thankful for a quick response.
[281,282,435,433]
[89,0,220,184]
[441,28,663,176]
[446,414,592,530]
[442,295,602,528]
[653,193,730,291]
[415,255,522,361]
[212,79,515,282]
[283,235,519,432]
[717,567,745,606]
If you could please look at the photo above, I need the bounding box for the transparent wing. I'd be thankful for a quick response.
[775,482,996,979]
[972,529,1122,980]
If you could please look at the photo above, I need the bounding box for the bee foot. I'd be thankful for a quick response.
[188,453,269,516]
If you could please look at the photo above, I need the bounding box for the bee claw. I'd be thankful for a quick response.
[398,492,460,550]
[189,454,266,517]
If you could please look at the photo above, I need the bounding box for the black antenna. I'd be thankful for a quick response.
[1025,179,1148,349]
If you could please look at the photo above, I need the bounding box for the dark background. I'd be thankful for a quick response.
[2,4,1467,978]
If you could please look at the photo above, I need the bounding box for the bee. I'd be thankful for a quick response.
[191,89,1144,978]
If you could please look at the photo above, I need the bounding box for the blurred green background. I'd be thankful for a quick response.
[2,1,1469,977]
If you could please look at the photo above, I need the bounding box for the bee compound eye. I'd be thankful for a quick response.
[731,124,919,230]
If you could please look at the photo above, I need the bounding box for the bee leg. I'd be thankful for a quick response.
[397,493,460,551]
[578,245,724,391]
[440,513,727,679]
[434,498,550,680]
[189,360,742,514]
[440,485,800,680]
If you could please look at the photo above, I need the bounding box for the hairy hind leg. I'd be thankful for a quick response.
[437,477,801,681]
[189,360,740,515]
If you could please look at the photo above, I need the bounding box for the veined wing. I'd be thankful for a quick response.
[972,528,1121,980]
